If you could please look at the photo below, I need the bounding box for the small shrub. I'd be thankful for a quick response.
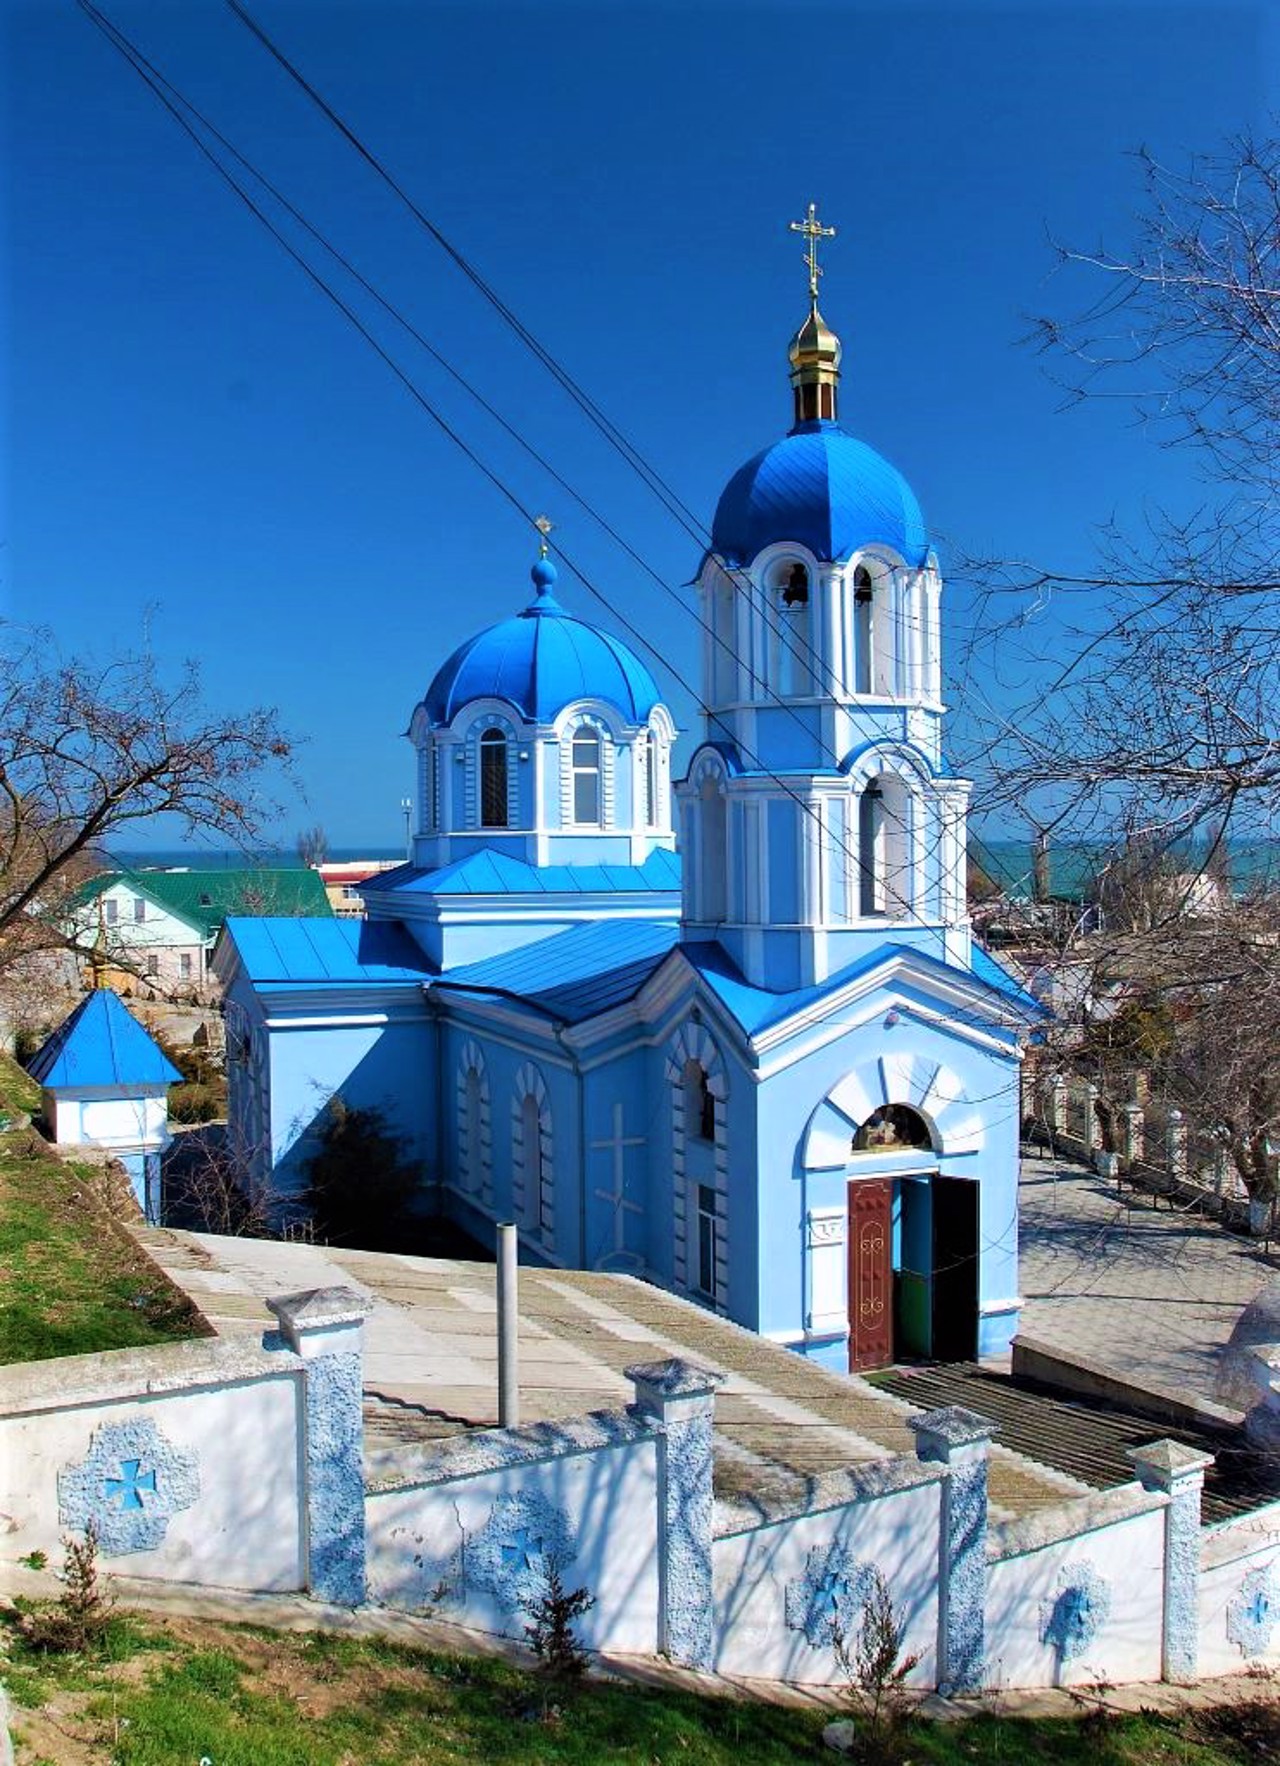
[19,1550,47,1571]
[521,1558,596,1689]
[168,1081,222,1124]
[831,1568,919,1766]
[18,1523,114,1654]
[304,1096,422,1248]
[14,1025,52,1067]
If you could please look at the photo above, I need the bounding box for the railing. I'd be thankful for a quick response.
[1025,1070,1279,1238]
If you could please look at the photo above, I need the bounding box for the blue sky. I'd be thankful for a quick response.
[4,0,1274,850]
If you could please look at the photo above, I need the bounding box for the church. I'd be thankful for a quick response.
[215,213,1044,1372]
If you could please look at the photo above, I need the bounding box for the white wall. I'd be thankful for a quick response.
[1199,1504,1280,1677]
[711,1480,942,1685]
[367,1433,661,1654]
[986,1502,1166,1689]
[48,1087,169,1150]
[0,1340,306,1593]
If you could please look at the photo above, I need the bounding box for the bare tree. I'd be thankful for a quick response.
[0,628,291,978]
[296,823,328,868]
[960,129,1280,850]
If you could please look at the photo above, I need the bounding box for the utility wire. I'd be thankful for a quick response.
[222,0,941,727]
[221,0,962,902]
[78,0,988,941]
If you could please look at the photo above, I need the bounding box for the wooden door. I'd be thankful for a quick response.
[848,1178,893,1371]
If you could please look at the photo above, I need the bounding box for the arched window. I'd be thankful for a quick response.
[571,729,602,824]
[782,562,809,606]
[858,773,913,918]
[645,740,659,827]
[480,728,509,828]
[854,566,874,695]
[512,1063,554,1245]
[522,1092,552,1235]
[853,1104,934,1153]
[464,1069,484,1189]
[684,1059,716,1142]
[771,560,812,696]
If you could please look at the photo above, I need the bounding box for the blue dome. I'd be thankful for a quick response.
[423,560,662,728]
[711,420,928,568]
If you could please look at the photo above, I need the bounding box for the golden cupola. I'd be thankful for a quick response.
[786,201,841,426]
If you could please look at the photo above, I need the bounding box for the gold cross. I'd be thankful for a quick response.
[533,513,554,558]
[789,202,836,301]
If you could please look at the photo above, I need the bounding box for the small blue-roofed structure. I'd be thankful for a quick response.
[29,988,182,1222]
[215,257,1046,1373]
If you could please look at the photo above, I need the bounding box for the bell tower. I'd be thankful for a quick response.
[678,206,971,991]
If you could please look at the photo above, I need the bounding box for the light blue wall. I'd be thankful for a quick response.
[265,1007,435,1194]
[747,983,1023,1362]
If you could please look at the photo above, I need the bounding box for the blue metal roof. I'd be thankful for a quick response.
[968,943,1047,1016]
[221,917,435,986]
[711,421,928,567]
[28,989,183,1090]
[365,847,682,899]
[437,920,678,1024]
[421,559,662,728]
[687,937,1047,1037]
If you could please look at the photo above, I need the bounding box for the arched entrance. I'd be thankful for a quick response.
[847,1103,978,1369]
[801,1067,985,1374]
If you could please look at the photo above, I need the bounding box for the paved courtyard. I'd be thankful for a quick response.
[1018,1151,1280,1411]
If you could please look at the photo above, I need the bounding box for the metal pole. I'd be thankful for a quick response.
[497,1222,519,1427]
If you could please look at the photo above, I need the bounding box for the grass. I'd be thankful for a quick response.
[1,1613,1276,1766]
[0,1049,42,1118]
[0,1127,205,1364]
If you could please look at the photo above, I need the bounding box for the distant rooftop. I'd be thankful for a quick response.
[77,866,332,938]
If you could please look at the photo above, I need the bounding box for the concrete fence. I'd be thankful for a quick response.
[1026,1072,1279,1237]
[7,1287,1280,1687]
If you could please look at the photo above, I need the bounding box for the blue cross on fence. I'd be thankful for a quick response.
[499,1524,545,1573]
[815,1569,849,1625]
[104,1458,157,1512]
[1246,1586,1272,1631]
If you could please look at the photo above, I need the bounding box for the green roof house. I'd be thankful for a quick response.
[67,868,332,996]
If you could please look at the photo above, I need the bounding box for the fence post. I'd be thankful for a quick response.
[627,1356,726,1670]
[1047,1074,1067,1135]
[267,1285,370,1606]
[1084,1083,1103,1152]
[1122,1102,1145,1167]
[910,1406,995,1696]
[1167,1110,1188,1181]
[1126,1441,1213,1683]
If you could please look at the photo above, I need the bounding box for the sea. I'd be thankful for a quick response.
[111,847,405,871]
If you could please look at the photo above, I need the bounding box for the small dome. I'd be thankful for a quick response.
[788,303,841,371]
[711,422,928,568]
[422,558,662,728]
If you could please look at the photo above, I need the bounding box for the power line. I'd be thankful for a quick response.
[222,0,949,751]
[77,1,985,940]
[219,0,965,904]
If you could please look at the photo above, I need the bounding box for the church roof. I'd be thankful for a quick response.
[710,420,928,568]
[435,919,678,1024]
[365,847,681,899]
[28,989,182,1090]
[421,557,663,728]
[221,916,435,987]
[687,938,1046,1037]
